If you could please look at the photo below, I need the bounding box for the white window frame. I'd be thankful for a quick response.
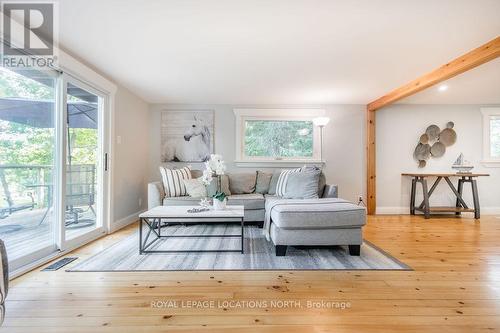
[234,108,325,167]
[481,107,500,167]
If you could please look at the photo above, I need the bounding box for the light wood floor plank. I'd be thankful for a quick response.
[1,214,500,332]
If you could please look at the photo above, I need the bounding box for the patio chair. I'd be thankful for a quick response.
[65,164,96,226]
[0,193,35,220]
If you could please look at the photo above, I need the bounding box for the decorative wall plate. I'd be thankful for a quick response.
[425,125,441,141]
[439,128,457,146]
[414,143,431,160]
[414,121,456,167]
[419,133,429,144]
[430,142,446,157]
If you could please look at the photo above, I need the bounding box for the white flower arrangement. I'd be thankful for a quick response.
[200,154,227,204]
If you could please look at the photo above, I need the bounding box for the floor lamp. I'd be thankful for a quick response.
[313,117,330,162]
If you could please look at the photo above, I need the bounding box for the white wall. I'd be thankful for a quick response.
[376,104,500,214]
[112,86,149,229]
[148,104,366,202]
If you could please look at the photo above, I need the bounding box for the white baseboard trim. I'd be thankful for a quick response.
[11,210,145,279]
[376,207,409,215]
[376,206,500,215]
[110,209,146,233]
[10,231,107,279]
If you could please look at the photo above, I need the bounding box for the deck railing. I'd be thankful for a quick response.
[0,164,96,218]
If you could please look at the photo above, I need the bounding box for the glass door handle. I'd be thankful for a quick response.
[104,153,109,171]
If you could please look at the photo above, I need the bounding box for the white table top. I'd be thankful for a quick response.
[139,205,245,218]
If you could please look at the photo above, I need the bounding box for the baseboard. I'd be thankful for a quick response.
[110,209,146,233]
[376,206,500,215]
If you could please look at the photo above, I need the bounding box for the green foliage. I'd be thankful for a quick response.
[244,120,313,158]
[0,68,97,208]
[213,191,227,202]
[0,68,54,99]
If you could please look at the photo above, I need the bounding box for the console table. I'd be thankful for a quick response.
[401,173,489,219]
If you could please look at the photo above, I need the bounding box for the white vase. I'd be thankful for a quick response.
[213,198,227,210]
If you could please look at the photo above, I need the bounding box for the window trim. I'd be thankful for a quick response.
[481,107,500,167]
[233,108,326,166]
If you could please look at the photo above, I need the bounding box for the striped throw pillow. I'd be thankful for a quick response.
[159,166,192,197]
[275,168,301,197]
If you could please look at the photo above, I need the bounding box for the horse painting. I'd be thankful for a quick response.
[161,112,213,162]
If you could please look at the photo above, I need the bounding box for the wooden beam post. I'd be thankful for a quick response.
[366,108,376,215]
[365,36,500,214]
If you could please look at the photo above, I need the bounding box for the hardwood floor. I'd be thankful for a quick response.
[2,214,500,332]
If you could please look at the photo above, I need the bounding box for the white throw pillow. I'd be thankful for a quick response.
[159,166,192,197]
[275,168,301,197]
[183,178,207,198]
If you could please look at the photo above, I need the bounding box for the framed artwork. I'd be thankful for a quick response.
[161,110,214,162]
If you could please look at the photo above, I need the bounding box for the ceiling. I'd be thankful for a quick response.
[58,0,500,104]
[399,57,500,104]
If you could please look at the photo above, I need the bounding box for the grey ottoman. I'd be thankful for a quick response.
[268,200,366,256]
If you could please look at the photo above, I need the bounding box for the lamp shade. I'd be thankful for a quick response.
[313,117,330,127]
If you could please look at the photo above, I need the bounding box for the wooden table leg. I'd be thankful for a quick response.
[421,178,430,219]
[471,178,480,219]
[418,176,442,209]
[455,178,464,216]
[410,178,416,215]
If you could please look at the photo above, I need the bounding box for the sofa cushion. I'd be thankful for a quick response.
[318,172,326,197]
[276,168,301,197]
[255,171,272,194]
[183,178,207,198]
[282,169,320,199]
[228,172,257,194]
[206,175,231,196]
[227,193,265,210]
[163,196,200,206]
[270,199,366,229]
[268,170,281,195]
[159,166,191,197]
[163,193,265,210]
[190,169,203,178]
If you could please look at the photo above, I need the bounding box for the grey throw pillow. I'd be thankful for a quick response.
[190,169,203,178]
[282,169,321,199]
[255,171,273,194]
[228,172,257,194]
[267,170,282,195]
[206,175,231,197]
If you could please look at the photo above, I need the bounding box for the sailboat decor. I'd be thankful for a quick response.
[452,153,474,173]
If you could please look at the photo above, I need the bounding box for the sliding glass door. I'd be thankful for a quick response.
[0,67,59,269]
[63,78,106,243]
[0,68,109,272]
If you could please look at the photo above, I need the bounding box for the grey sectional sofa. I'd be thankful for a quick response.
[147,169,366,256]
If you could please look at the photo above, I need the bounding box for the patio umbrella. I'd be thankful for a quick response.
[0,97,97,129]
[0,97,98,166]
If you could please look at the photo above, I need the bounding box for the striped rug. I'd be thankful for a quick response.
[68,225,410,271]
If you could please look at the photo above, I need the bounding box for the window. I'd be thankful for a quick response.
[490,116,500,158]
[245,120,314,158]
[234,109,324,164]
[481,108,500,165]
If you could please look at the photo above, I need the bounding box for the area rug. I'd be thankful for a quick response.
[68,225,410,271]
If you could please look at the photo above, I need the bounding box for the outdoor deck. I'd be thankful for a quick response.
[0,207,96,261]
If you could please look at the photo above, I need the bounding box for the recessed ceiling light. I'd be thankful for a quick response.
[438,85,448,92]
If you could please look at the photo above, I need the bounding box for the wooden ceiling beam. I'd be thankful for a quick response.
[365,36,500,215]
[367,36,500,112]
